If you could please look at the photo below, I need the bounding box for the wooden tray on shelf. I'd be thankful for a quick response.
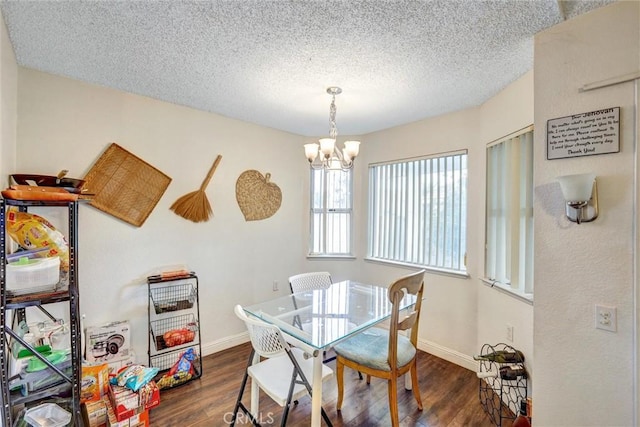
[1,185,79,202]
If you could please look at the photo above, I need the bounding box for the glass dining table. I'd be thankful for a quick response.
[243,279,418,427]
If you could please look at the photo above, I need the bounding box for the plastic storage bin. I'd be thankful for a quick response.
[24,402,71,427]
[6,256,60,294]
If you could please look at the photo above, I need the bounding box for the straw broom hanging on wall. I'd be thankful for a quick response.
[170,155,222,223]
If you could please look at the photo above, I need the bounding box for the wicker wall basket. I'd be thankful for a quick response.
[83,143,172,227]
[235,170,282,221]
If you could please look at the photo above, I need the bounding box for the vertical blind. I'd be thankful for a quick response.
[367,150,467,272]
[485,129,534,293]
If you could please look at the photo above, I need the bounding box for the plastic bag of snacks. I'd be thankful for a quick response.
[163,328,195,347]
[110,364,159,392]
[6,208,69,271]
[156,348,197,389]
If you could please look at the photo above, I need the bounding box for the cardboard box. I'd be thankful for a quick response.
[106,352,136,376]
[138,381,160,410]
[82,399,108,427]
[85,321,131,363]
[81,363,110,403]
[108,381,160,422]
[109,384,140,421]
[127,410,149,427]
[105,396,149,427]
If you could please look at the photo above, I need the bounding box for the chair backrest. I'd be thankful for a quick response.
[234,304,290,358]
[387,269,425,369]
[288,271,332,293]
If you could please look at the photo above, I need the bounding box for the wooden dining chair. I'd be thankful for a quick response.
[230,305,334,426]
[333,269,426,427]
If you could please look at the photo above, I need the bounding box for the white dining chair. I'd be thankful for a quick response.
[288,271,333,334]
[288,271,332,293]
[288,272,362,380]
[230,304,334,427]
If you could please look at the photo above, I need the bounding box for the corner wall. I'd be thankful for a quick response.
[15,68,314,359]
[0,9,17,178]
[476,71,534,380]
[355,71,535,367]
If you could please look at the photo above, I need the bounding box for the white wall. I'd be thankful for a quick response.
[477,72,534,377]
[0,8,16,178]
[356,107,480,366]
[533,2,639,425]
[354,72,535,369]
[15,69,317,358]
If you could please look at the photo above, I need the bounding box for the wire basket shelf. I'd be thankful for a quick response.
[477,343,528,426]
[149,283,196,314]
[150,313,198,351]
[150,346,202,389]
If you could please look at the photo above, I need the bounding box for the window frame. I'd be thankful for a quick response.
[366,149,468,276]
[484,125,534,301]
[308,167,355,258]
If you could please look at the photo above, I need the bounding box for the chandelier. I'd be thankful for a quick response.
[304,87,361,170]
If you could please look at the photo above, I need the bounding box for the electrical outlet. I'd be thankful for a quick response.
[272,280,278,291]
[595,305,617,332]
[506,324,514,342]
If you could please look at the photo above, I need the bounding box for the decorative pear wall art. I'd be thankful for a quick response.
[235,170,282,221]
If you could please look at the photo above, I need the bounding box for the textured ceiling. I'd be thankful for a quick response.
[0,0,616,137]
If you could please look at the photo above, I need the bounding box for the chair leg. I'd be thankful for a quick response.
[321,407,333,426]
[388,378,399,427]
[281,364,301,427]
[282,348,333,426]
[410,361,423,410]
[336,359,345,410]
[366,374,371,385]
[230,349,260,427]
[230,369,249,426]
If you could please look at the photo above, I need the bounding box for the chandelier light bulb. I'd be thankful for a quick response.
[344,140,360,160]
[319,138,336,158]
[304,143,319,162]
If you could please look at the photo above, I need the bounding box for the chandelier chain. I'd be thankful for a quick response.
[329,95,338,140]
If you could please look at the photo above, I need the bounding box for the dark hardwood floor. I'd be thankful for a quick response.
[149,342,506,426]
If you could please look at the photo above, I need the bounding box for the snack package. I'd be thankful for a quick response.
[110,364,159,392]
[156,348,196,389]
[81,363,109,403]
[6,208,70,271]
[162,328,195,347]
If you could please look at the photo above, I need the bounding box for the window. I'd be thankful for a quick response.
[367,150,467,273]
[485,127,533,296]
[309,168,353,256]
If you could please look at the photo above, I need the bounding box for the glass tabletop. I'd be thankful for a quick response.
[244,280,417,351]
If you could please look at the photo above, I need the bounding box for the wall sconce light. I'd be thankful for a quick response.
[556,173,598,224]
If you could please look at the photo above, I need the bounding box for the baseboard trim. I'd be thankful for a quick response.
[418,339,477,372]
[200,333,477,373]
[201,332,248,356]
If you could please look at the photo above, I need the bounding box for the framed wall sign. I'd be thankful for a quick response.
[546,107,620,160]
